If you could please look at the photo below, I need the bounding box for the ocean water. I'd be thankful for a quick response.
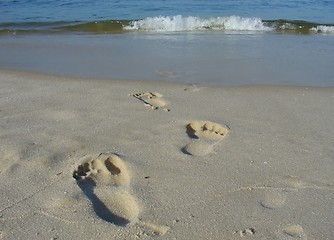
[1,0,334,86]
[1,0,334,24]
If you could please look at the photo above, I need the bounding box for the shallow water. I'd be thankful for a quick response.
[1,32,333,87]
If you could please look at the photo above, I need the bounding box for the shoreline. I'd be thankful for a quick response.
[1,32,334,88]
[1,70,334,239]
[2,68,334,89]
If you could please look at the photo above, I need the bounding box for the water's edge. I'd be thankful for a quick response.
[1,17,334,35]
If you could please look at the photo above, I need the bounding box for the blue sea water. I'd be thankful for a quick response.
[1,0,334,24]
[0,0,334,86]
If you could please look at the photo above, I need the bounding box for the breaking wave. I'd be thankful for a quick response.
[124,15,270,32]
[1,15,334,35]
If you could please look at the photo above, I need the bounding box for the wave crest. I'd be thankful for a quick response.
[124,15,271,32]
[1,16,333,35]
[311,25,334,33]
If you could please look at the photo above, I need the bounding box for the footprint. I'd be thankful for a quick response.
[283,225,307,238]
[73,153,139,225]
[279,175,333,191]
[273,224,307,239]
[238,228,256,237]
[184,86,201,92]
[260,190,287,209]
[131,92,170,111]
[73,153,130,187]
[183,121,229,156]
[156,70,177,78]
[186,121,229,141]
[280,175,305,189]
[0,149,20,175]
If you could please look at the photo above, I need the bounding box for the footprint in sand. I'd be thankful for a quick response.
[279,175,334,190]
[73,153,139,225]
[73,153,131,187]
[0,149,20,175]
[183,121,229,156]
[238,228,256,237]
[260,190,287,209]
[282,225,307,239]
[272,224,307,240]
[131,92,170,111]
[156,70,177,78]
[73,153,169,235]
[254,175,334,210]
[257,176,306,210]
[280,175,306,189]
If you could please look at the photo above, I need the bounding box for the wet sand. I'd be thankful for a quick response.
[1,33,334,87]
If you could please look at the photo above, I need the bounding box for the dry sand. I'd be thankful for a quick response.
[0,69,334,239]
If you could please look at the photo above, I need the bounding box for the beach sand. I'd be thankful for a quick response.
[0,69,334,239]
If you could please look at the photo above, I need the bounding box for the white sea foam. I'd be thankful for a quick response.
[124,15,272,32]
[311,25,334,33]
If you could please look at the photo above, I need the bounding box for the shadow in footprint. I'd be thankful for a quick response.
[75,179,130,226]
[186,124,199,139]
[181,146,193,155]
